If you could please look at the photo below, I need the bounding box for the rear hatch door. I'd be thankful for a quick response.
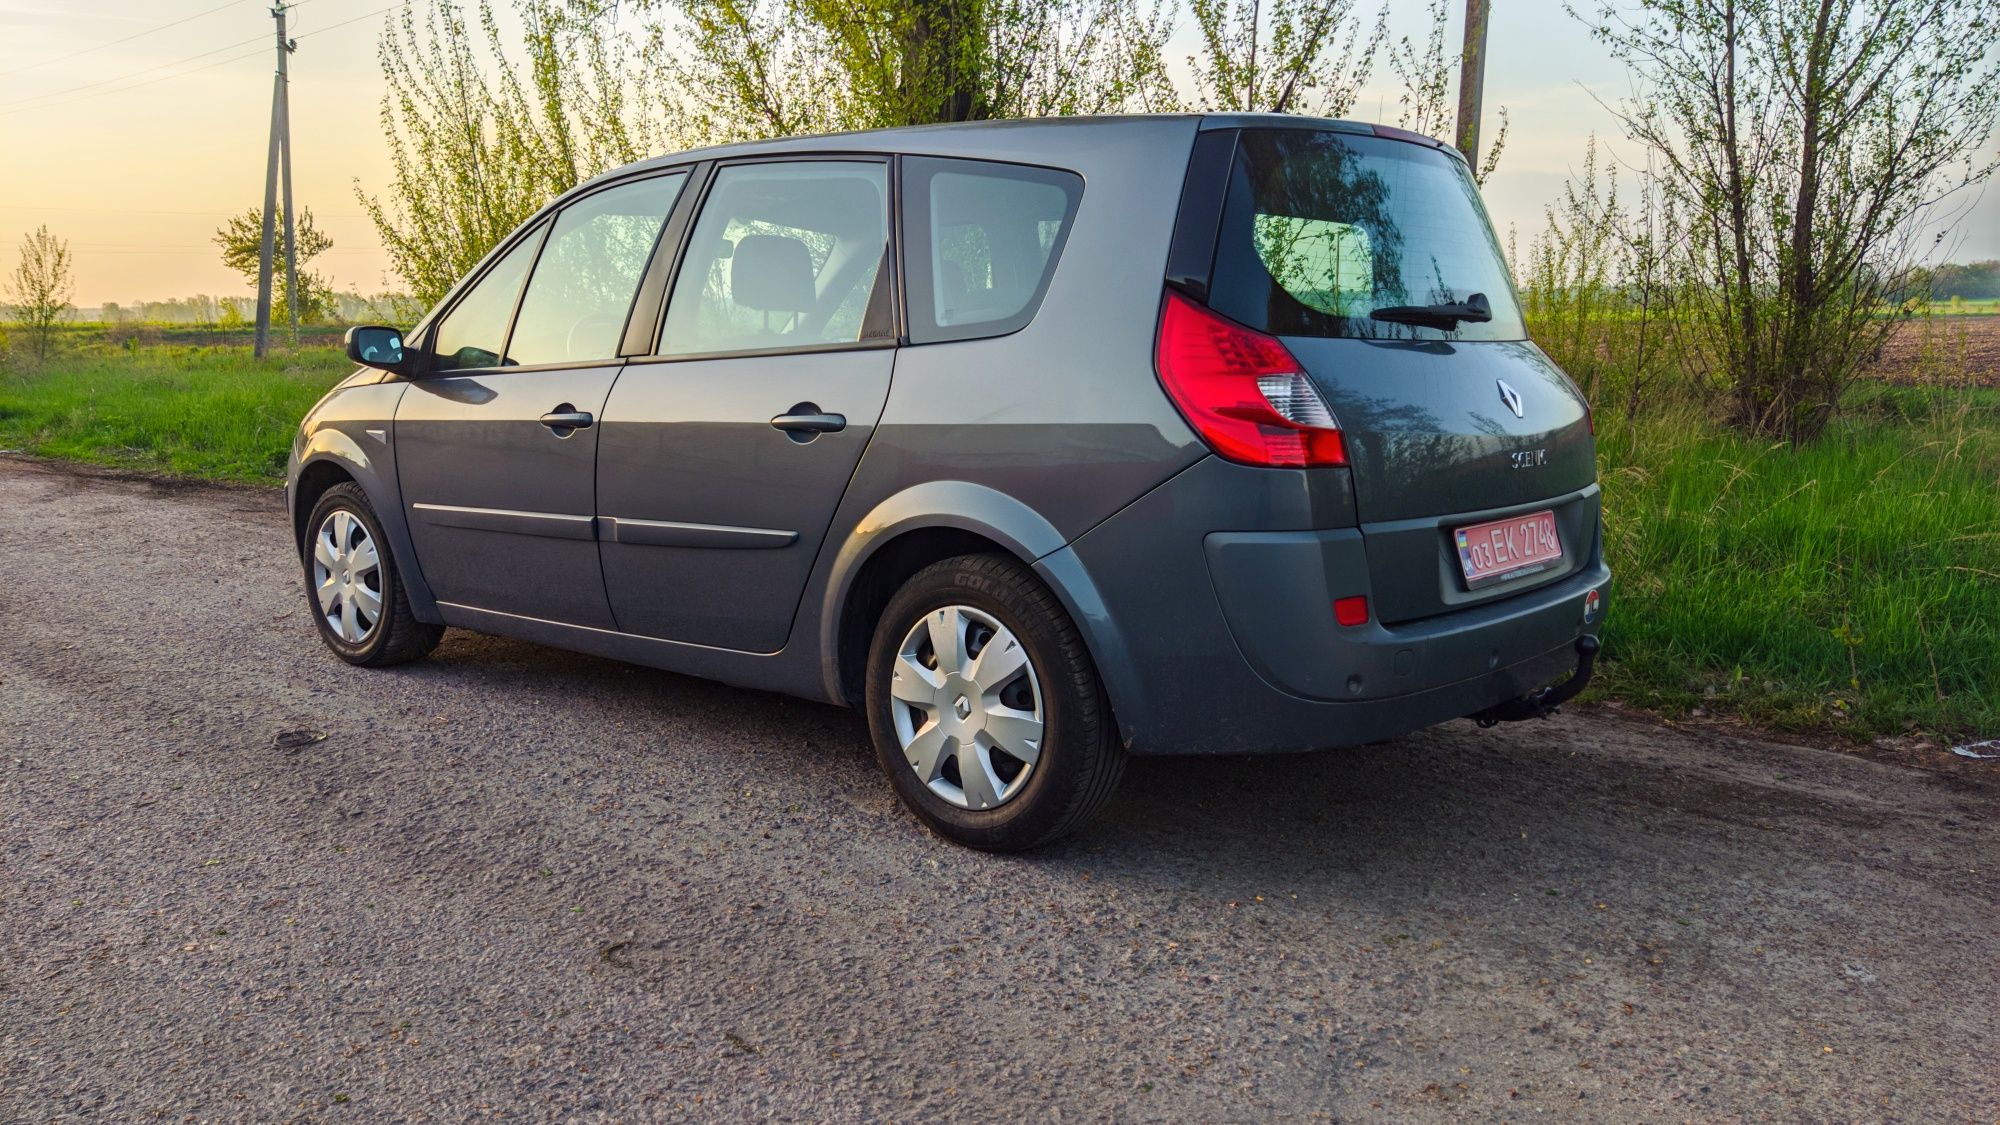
[1197,123,1598,623]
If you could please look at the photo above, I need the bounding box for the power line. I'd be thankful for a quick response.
[0,203,370,219]
[292,5,400,47]
[20,245,380,254]
[0,35,270,113]
[0,3,394,118]
[0,0,253,79]
[0,1,324,106]
[0,43,270,116]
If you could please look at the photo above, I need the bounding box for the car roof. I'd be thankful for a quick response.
[575,112,1453,194]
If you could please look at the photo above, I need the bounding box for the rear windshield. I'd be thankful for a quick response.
[1207,129,1526,341]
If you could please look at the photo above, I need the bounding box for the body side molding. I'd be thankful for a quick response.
[595,515,798,550]
[411,502,596,541]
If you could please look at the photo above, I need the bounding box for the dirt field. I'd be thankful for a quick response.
[1867,313,2000,386]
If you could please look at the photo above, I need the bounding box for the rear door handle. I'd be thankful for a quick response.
[769,408,846,436]
[539,408,594,431]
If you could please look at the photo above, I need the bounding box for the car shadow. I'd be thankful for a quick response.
[405,630,1880,922]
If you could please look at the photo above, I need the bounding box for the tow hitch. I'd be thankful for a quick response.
[1472,634,1600,727]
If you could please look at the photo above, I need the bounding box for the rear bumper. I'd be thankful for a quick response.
[1205,525,1606,703]
[1041,456,1609,755]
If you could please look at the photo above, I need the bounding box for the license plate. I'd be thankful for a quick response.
[1454,509,1563,588]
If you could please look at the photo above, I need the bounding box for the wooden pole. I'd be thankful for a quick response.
[278,9,298,344]
[1455,0,1490,165]
[252,4,289,358]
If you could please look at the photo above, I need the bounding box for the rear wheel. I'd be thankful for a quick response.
[302,483,442,667]
[865,555,1125,851]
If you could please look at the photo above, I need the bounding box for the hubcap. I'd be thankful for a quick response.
[311,509,383,644]
[888,604,1044,811]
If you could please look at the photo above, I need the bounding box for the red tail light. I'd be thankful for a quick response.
[1333,595,1370,627]
[1154,289,1346,468]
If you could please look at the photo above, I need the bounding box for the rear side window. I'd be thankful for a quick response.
[903,157,1082,344]
[430,225,543,372]
[505,172,686,367]
[1208,129,1527,341]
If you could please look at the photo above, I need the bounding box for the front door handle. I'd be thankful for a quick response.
[770,404,846,439]
[539,406,594,432]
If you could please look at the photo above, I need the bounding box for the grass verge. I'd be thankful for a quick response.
[1594,382,2000,740]
[0,343,349,482]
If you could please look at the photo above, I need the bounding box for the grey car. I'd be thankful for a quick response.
[289,114,1608,851]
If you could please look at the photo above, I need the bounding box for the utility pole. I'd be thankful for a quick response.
[253,3,295,358]
[1455,0,1490,167]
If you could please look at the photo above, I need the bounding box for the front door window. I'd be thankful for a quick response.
[430,227,542,372]
[505,173,687,366]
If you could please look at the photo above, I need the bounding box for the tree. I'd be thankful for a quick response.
[1919,260,2000,300]
[645,0,1176,143]
[6,225,74,364]
[1522,137,1673,419]
[358,0,657,306]
[1387,0,1508,182]
[1577,0,2000,441]
[362,0,1175,301]
[1182,0,1386,116]
[213,206,335,324]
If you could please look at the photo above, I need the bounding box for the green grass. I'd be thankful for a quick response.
[1593,383,2000,740]
[3,338,1995,741]
[1918,298,2000,316]
[0,341,349,482]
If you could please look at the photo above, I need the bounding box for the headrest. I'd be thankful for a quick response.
[939,259,967,295]
[729,235,815,314]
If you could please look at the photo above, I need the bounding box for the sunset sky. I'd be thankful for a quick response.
[3,0,1995,308]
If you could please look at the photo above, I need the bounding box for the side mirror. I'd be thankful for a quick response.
[344,325,408,371]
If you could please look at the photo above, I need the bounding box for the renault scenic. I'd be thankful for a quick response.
[288,114,1609,850]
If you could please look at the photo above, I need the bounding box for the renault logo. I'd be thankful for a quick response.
[1497,379,1525,419]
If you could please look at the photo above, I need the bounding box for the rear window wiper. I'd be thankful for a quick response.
[1369,292,1492,329]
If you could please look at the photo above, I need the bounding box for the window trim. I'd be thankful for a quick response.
[416,166,694,378]
[639,152,900,365]
[900,155,1084,347]
[619,161,710,358]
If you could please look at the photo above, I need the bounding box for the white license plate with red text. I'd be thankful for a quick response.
[1454,510,1563,588]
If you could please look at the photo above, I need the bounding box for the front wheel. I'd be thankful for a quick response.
[302,482,442,667]
[864,555,1125,851]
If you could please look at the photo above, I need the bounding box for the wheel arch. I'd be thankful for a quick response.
[290,430,441,623]
[292,458,358,553]
[817,482,1131,738]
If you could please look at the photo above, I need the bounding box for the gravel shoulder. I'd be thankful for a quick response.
[2,457,1994,1121]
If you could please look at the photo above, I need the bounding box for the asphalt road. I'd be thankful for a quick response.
[2,458,1994,1122]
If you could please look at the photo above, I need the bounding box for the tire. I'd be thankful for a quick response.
[865,554,1126,851]
[301,482,443,667]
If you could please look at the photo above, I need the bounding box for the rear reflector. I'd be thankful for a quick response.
[1334,596,1370,627]
[1154,289,1346,468]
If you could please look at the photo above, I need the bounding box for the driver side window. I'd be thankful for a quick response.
[430,225,542,373]
[505,172,686,367]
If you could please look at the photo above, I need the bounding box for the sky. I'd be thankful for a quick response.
[1,0,1995,307]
